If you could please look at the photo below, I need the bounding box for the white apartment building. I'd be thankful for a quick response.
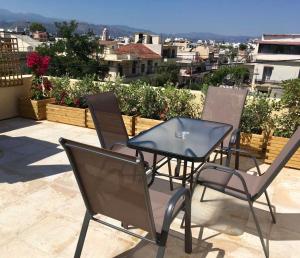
[0,31,42,52]
[252,34,300,85]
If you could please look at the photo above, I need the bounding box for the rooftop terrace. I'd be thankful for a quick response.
[0,118,300,258]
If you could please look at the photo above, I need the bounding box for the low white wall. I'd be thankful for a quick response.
[0,75,32,120]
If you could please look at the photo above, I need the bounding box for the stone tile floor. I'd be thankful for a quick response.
[0,118,300,258]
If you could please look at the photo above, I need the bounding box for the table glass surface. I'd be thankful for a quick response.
[127,117,232,162]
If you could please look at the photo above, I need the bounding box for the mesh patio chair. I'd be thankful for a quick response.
[87,92,166,185]
[60,138,192,258]
[201,86,248,168]
[194,127,300,257]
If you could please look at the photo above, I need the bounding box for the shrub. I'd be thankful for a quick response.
[203,66,249,86]
[163,86,200,120]
[273,79,300,137]
[117,80,143,116]
[241,93,275,134]
[50,75,101,108]
[50,76,72,106]
[138,86,166,120]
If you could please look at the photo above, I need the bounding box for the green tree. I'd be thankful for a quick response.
[239,44,247,51]
[36,20,108,79]
[203,66,249,86]
[29,22,46,32]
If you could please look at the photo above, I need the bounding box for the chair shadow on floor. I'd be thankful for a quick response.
[114,230,225,258]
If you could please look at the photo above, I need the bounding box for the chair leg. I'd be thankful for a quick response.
[74,210,91,258]
[184,199,192,254]
[167,159,174,191]
[264,191,276,224]
[200,186,207,202]
[156,246,166,258]
[248,200,269,258]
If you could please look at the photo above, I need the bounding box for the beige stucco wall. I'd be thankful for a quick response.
[0,75,32,120]
[254,62,300,82]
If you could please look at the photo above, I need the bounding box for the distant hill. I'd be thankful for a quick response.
[0,8,253,42]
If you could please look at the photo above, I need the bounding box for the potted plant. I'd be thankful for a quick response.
[240,93,275,158]
[19,52,54,120]
[47,75,101,127]
[134,82,200,134]
[265,79,300,168]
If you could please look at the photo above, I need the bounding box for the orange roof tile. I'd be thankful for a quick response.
[116,44,161,59]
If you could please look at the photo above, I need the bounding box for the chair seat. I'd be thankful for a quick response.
[197,165,262,200]
[149,178,184,233]
[111,144,165,168]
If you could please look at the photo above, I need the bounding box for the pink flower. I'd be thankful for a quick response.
[26,52,51,76]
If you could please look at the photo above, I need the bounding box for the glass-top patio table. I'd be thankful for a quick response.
[127,117,233,190]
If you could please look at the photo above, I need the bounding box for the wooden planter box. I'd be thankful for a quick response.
[46,103,86,127]
[85,110,135,136]
[18,97,55,120]
[240,132,265,158]
[265,136,300,169]
[135,117,163,135]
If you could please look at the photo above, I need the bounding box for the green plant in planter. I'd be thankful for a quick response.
[50,76,72,105]
[72,75,101,107]
[117,80,143,116]
[50,75,102,108]
[273,79,300,138]
[241,93,275,135]
[164,86,200,120]
[139,85,166,120]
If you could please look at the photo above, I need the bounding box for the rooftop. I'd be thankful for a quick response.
[116,43,161,59]
[1,118,300,257]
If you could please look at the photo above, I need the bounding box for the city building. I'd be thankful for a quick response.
[32,31,48,42]
[104,43,161,80]
[251,34,300,86]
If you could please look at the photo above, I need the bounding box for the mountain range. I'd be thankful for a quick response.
[0,8,252,42]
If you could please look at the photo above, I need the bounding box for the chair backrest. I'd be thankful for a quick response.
[87,92,128,149]
[255,127,300,198]
[201,86,248,147]
[60,138,157,239]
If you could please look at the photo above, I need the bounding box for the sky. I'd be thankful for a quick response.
[1,0,300,36]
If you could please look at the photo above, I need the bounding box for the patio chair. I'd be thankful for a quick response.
[201,86,248,169]
[87,92,166,185]
[60,138,192,258]
[194,127,300,257]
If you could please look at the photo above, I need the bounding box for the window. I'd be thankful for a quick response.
[141,63,145,74]
[262,66,273,82]
[132,61,137,74]
[258,44,300,55]
[147,60,153,74]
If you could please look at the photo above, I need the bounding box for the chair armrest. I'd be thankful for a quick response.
[195,163,250,196]
[225,147,262,175]
[229,128,240,147]
[161,187,190,234]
